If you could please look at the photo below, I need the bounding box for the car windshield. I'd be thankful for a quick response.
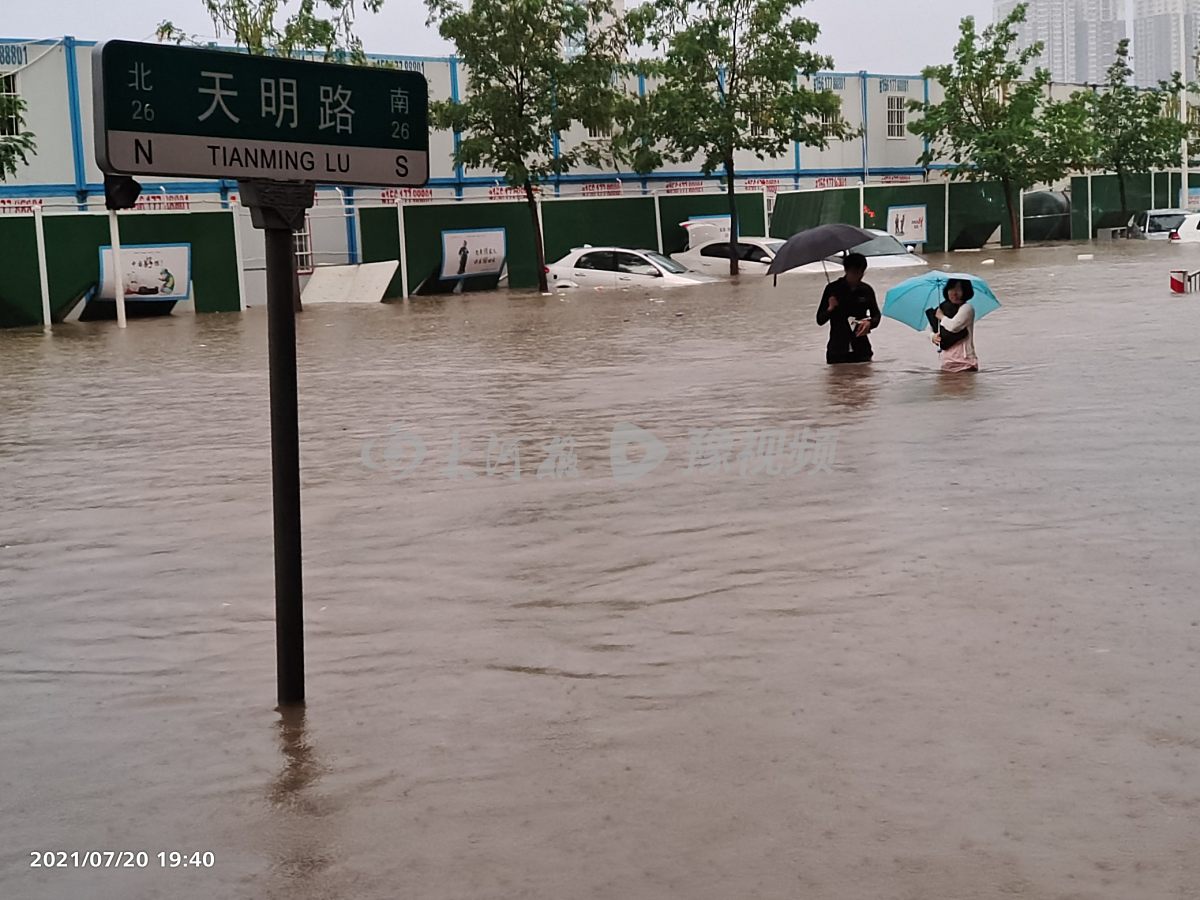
[1149,214,1186,233]
[764,241,785,254]
[645,251,689,274]
[848,234,910,257]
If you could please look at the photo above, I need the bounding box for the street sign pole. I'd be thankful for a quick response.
[239,180,315,707]
[92,40,429,706]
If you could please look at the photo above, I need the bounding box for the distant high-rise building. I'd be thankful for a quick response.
[1077,0,1129,83]
[994,0,1076,82]
[993,0,1127,84]
[1133,0,1198,86]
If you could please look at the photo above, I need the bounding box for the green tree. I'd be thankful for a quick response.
[625,0,847,275]
[908,3,1090,249]
[427,0,627,293]
[1080,38,1188,220]
[157,0,383,61]
[0,92,37,180]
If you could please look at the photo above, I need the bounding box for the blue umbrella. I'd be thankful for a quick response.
[882,271,1001,332]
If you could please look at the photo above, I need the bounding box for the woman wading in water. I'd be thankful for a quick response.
[930,278,979,372]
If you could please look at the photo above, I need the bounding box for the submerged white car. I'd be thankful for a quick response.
[672,227,928,276]
[1128,209,1189,240]
[546,247,720,289]
[788,229,929,273]
[1163,212,1200,242]
[672,236,787,275]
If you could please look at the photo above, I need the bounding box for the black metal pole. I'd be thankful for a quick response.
[265,225,304,707]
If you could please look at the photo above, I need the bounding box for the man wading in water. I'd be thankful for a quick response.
[815,252,881,365]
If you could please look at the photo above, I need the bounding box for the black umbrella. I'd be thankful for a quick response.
[766,224,876,282]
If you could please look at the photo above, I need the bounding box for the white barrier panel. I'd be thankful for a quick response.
[300,261,400,304]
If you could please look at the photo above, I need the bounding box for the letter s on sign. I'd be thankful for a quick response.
[395,155,409,178]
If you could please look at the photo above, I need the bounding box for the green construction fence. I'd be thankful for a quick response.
[768,187,861,238]
[0,210,241,329]
[770,181,1013,252]
[1069,172,1188,239]
[359,191,769,296]
[0,216,41,329]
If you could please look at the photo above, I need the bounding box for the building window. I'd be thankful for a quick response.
[0,74,19,137]
[293,217,314,274]
[821,99,842,138]
[886,95,906,139]
[586,120,612,139]
[749,93,772,137]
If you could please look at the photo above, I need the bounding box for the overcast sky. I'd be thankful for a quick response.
[6,0,994,75]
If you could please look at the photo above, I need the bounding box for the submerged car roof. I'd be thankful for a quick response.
[567,246,657,253]
[683,235,780,246]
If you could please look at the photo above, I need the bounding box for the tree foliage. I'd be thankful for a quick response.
[427,0,627,292]
[1079,38,1187,216]
[908,3,1090,247]
[0,92,37,181]
[157,0,384,61]
[626,0,848,273]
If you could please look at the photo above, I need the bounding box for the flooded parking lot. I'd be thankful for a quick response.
[2,242,1199,899]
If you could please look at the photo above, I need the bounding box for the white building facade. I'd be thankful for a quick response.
[0,35,945,216]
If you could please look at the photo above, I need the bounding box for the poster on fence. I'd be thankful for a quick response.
[886,206,927,244]
[98,243,192,300]
[439,228,507,280]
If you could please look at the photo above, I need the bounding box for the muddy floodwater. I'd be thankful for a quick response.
[2,242,1199,900]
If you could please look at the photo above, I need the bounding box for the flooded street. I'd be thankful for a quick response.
[2,242,1199,899]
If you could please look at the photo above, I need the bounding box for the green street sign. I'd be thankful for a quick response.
[93,40,429,187]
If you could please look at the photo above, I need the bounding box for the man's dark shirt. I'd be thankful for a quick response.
[816,276,882,364]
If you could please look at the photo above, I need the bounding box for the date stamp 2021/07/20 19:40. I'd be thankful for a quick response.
[29,850,216,869]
